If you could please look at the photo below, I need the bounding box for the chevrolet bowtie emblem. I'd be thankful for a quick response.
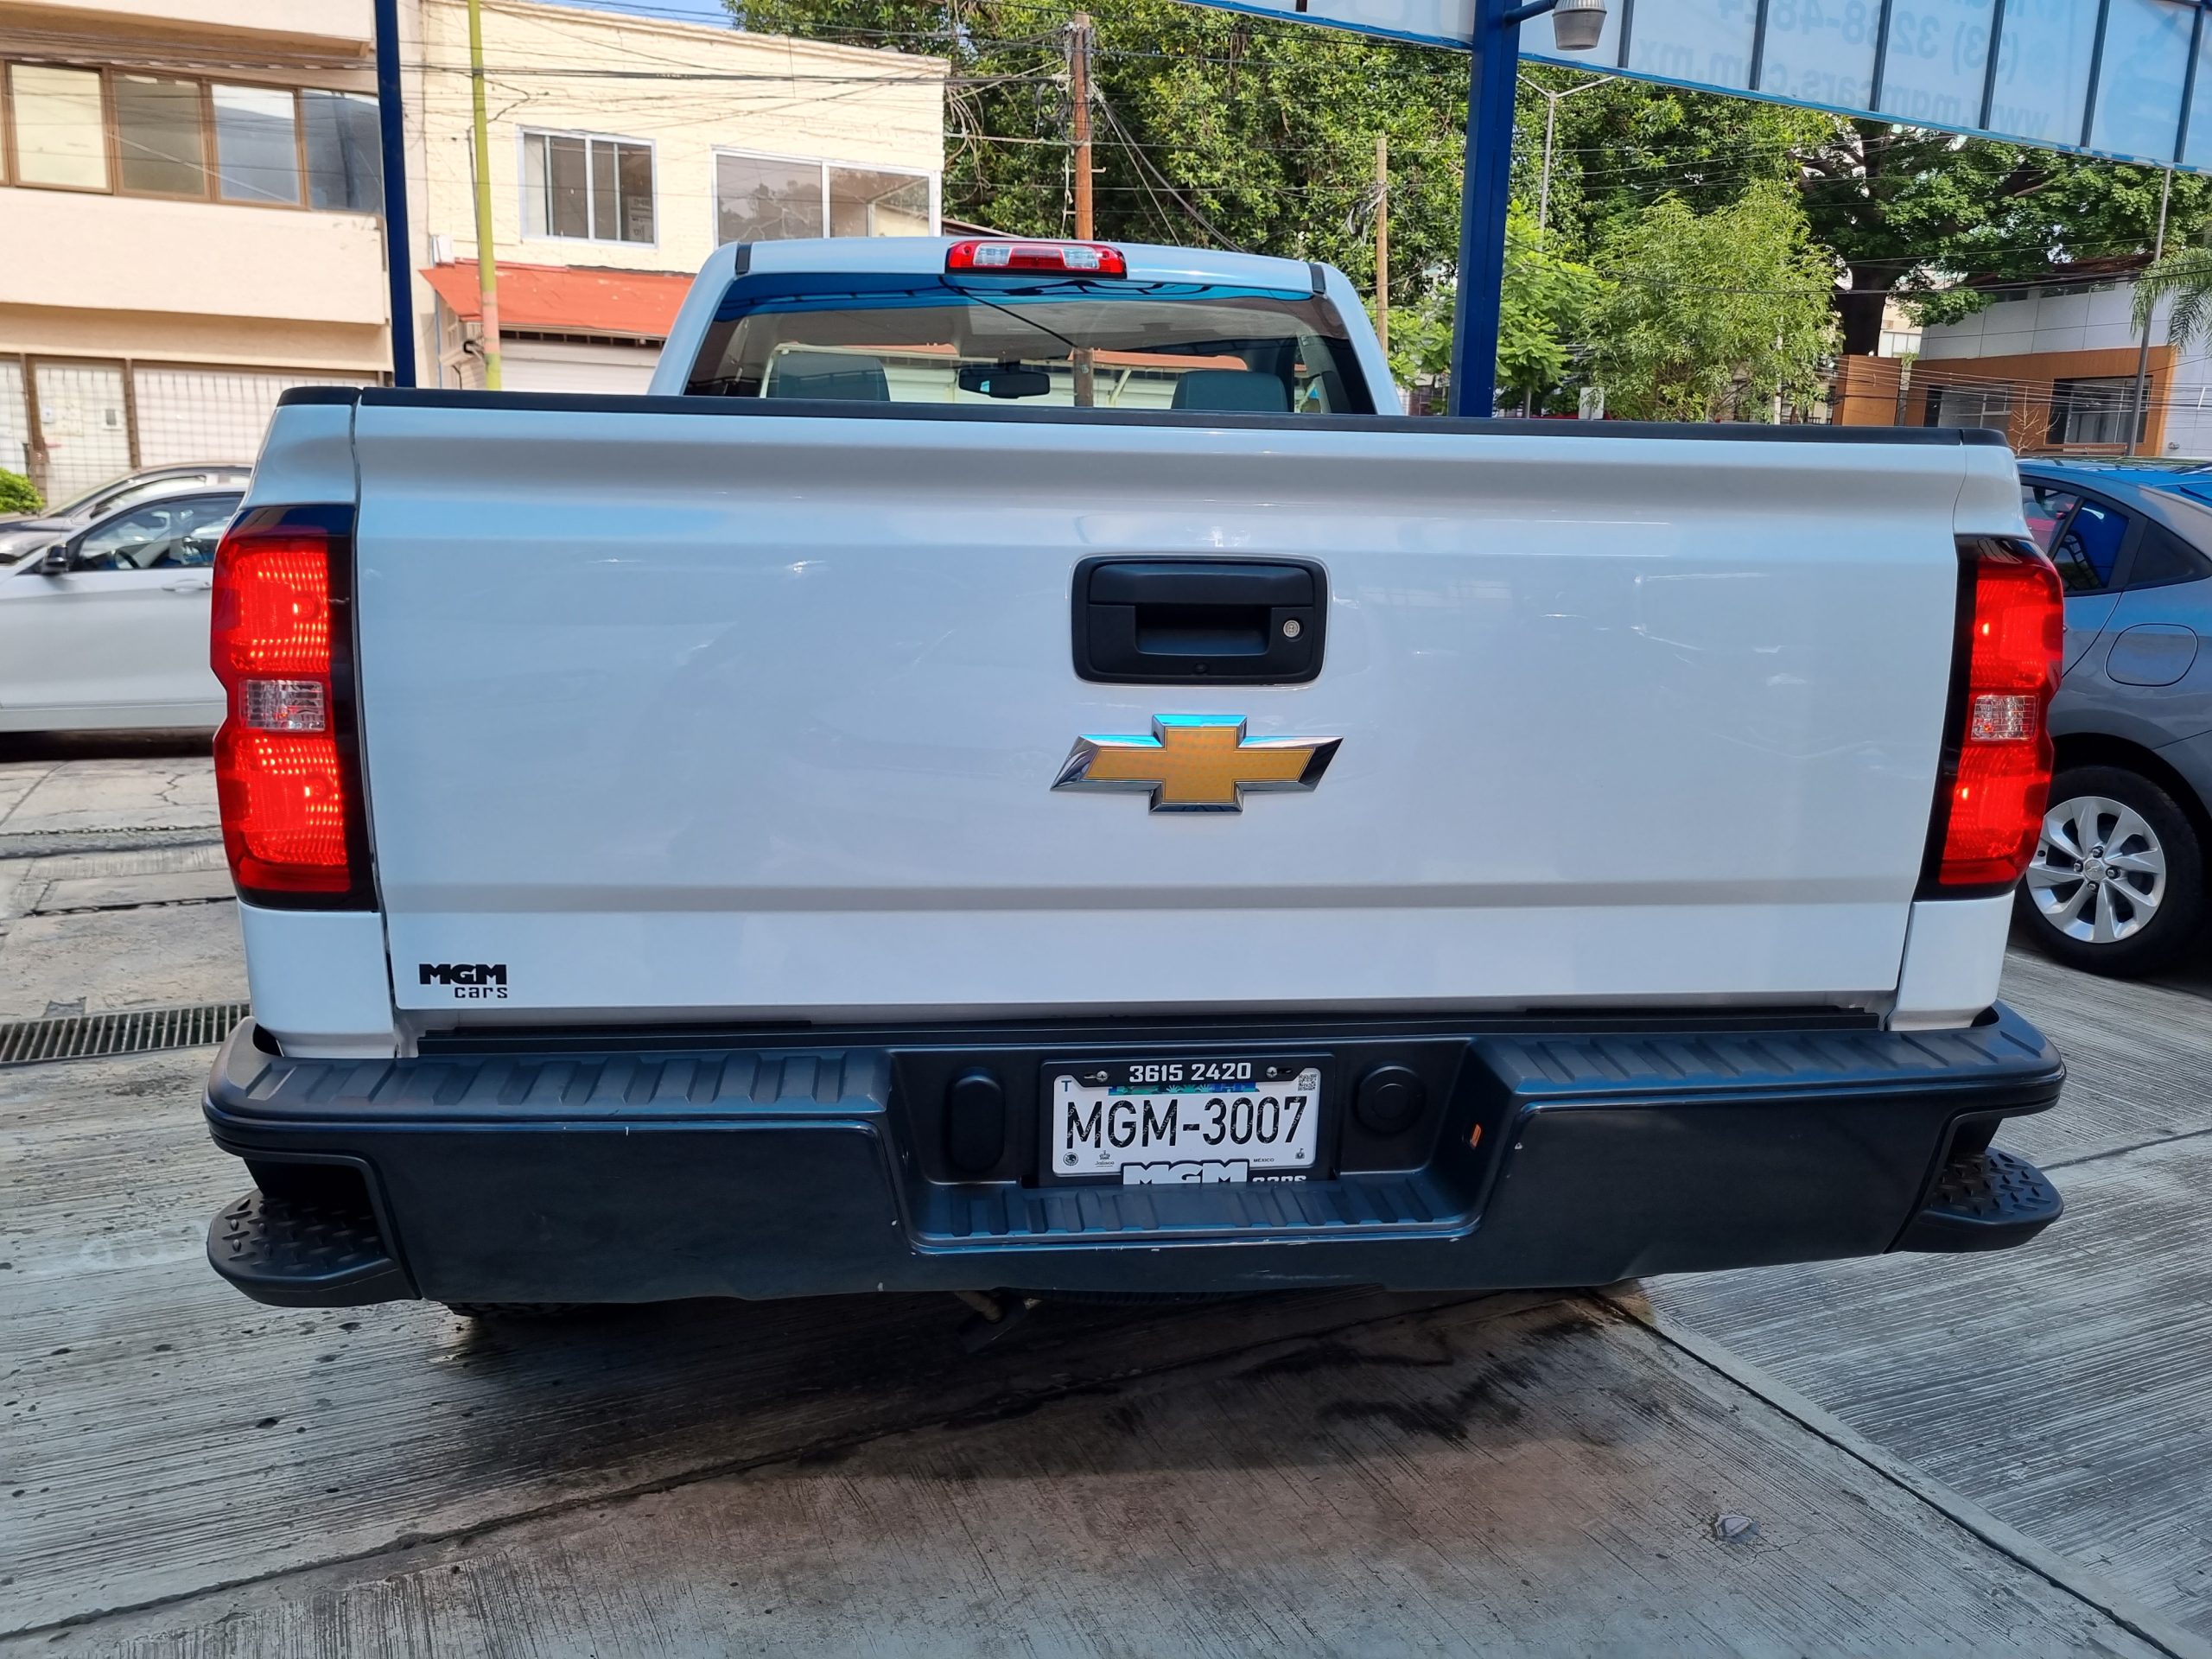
[1052,715,1341,813]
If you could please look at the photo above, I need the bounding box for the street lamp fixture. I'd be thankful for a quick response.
[1502,0,1607,51]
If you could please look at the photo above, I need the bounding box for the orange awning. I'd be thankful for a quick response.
[420,261,692,340]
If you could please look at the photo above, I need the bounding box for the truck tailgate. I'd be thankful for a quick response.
[350,402,1975,1024]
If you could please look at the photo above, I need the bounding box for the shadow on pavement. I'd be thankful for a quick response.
[2005,910,2212,1001]
[0,730,214,765]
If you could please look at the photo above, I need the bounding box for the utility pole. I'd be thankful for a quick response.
[468,0,503,391]
[2126,165,2173,459]
[1069,11,1095,406]
[1522,73,1608,245]
[1374,133,1389,354]
[372,0,415,385]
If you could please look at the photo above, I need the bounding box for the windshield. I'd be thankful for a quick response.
[683,271,1373,416]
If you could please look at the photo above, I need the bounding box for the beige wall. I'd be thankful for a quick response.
[416,0,945,281]
[0,0,389,492]
[0,306,386,374]
[0,189,388,333]
[0,0,371,44]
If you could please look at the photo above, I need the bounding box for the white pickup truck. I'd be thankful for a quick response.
[201,237,2069,1316]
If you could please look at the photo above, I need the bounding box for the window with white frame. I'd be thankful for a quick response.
[521,130,654,245]
[1934,386,2011,432]
[2048,378,2145,448]
[713,150,932,246]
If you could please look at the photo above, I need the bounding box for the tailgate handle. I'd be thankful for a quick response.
[1072,556,1326,684]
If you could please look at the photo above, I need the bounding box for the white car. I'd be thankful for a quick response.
[0,488,237,732]
[192,238,2070,1319]
[0,463,251,561]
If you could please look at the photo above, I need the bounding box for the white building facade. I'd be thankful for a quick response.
[1915,278,2212,461]
[409,0,946,392]
[0,0,389,499]
[0,0,947,501]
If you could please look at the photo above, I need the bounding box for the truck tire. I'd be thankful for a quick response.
[2018,765,2206,976]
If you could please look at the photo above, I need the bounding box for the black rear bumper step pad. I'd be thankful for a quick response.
[209,1188,412,1308]
[200,1007,2065,1306]
[1895,1147,2064,1253]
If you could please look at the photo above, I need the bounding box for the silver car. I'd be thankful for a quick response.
[2015,461,2212,975]
[0,488,240,733]
[0,463,251,565]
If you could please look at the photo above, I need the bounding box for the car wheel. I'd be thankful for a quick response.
[2018,765,2206,976]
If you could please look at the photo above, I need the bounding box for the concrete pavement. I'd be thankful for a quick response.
[0,735,242,1020]
[2,741,2208,1656]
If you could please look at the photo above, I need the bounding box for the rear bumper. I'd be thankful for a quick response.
[201,1007,2066,1308]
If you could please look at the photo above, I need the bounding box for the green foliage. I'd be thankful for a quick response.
[734,0,1467,306]
[2134,242,2212,354]
[1517,82,2212,351]
[1373,282,1449,390]
[731,0,2203,407]
[1497,204,1604,403]
[1585,181,1837,423]
[1513,67,1832,254]
[1798,126,2212,346]
[1372,207,1604,409]
[0,469,41,515]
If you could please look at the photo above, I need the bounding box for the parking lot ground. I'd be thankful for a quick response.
[0,1042,2187,1656]
[0,734,218,852]
[0,734,239,1021]
[1649,946,2212,1644]
[3,744,2209,1656]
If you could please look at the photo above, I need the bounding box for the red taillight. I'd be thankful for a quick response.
[946,238,1127,276]
[1931,540,2064,890]
[212,518,362,899]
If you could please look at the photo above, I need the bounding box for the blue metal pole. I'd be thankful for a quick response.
[374,0,418,388]
[1450,0,1520,417]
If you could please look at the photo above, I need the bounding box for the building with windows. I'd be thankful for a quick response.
[1,0,947,500]
[1900,277,2212,461]
[408,0,945,391]
[0,0,390,500]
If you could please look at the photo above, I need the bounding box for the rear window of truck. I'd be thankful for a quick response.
[682,271,1375,416]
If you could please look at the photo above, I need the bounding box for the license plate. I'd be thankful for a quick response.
[1044,1058,1323,1185]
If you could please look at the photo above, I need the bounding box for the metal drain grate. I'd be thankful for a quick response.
[0,1001,250,1066]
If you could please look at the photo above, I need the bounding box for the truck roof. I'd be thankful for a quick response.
[728,236,1321,295]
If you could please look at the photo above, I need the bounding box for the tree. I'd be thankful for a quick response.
[1376,204,1605,410]
[2134,238,2212,353]
[1797,125,2211,353]
[1497,203,1604,407]
[1512,67,1831,252]
[732,0,1470,311]
[0,469,39,515]
[733,0,2198,389]
[1584,181,1837,423]
[1522,80,2212,353]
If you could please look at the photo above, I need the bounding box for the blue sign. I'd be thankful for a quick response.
[1195,0,2212,170]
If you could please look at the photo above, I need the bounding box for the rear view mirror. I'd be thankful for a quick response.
[33,543,70,576]
[958,362,1052,400]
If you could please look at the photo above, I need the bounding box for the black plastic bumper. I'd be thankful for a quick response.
[201,1007,2066,1308]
